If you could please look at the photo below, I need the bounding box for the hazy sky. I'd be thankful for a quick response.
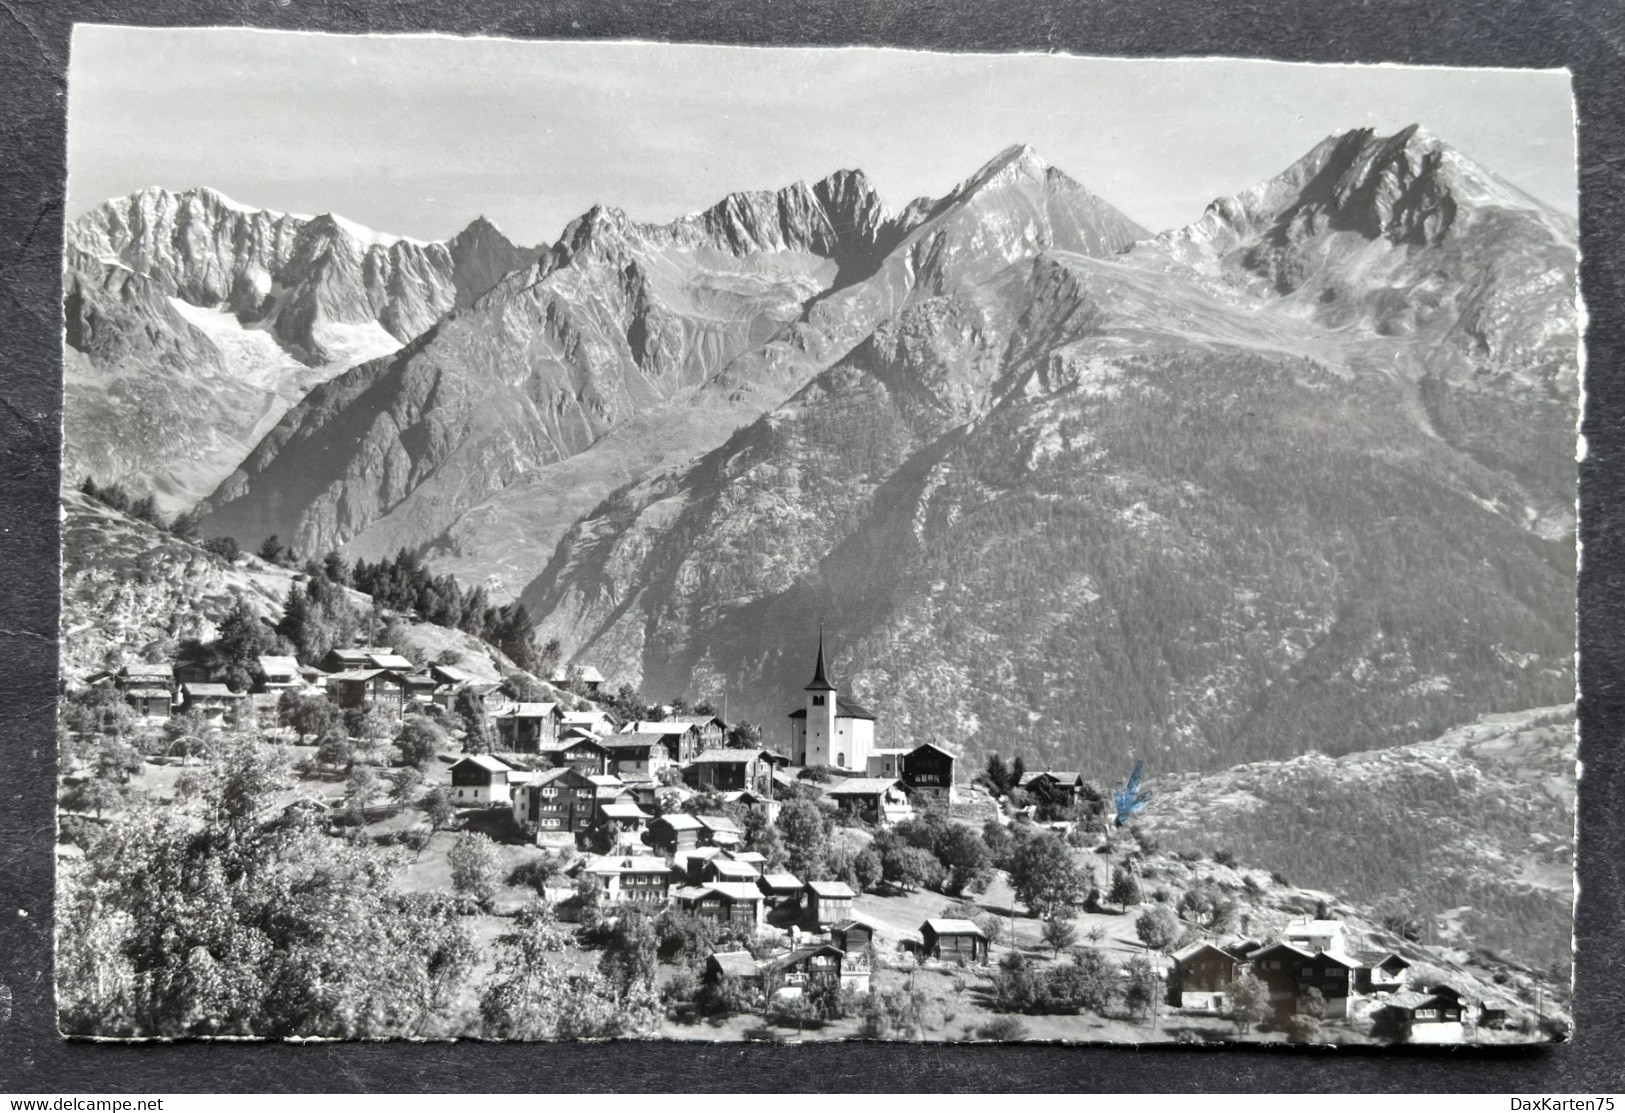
[67,27,1578,246]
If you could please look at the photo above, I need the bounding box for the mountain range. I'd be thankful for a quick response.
[62,125,1578,773]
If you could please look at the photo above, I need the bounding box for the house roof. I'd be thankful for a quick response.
[909,740,960,758]
[653,813,704,831]
[119,662,174,679]
[695,814,742,835]
[561,709,611,725]
[1356,951,1412,970]
[831,917,878,933]
[758,872,803,892]
[624,721,695,736]
[923,918,986,938]
[785,696,876,721]
[1249,941,1316,963]
[586,774,624,787]
[366,653,417,671]
[494,702,560,718]
[687,748,767,764]
[704,882,764,902]
[326,668,405,684]
[604,734,669,749]
[257,655,300,674]
[182,682,243,697]
[726,850,767,865]
[678,847,724,865]
[825,778,904,797]
[452,754,513,774]
[583,854,668,874]
[764,943,846,971]
[708,951,761,978]
[1173,942,1242,964]
[806,880,856,899]
[600,802,651,820]
[551,665,606,684]
[708,860,760,880]
[526,767,578,787]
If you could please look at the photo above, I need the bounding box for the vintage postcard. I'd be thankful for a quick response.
[56,28,1579,1044]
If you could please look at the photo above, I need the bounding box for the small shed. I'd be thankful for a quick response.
[705,950,762,987]
[648,812,706,856]
[757,872,805,906]
[830,918,878,953]
[920,918,989,964]
[805,879,856,927]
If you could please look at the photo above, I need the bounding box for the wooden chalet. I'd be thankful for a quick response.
[762,942,856,996]
[721,788,781,822]
[757,872,805,906]
[702,857,762,885]
[824,777,913,825]
[805,879,856,927]
[1369,987,1469,1044]
[1282,918,1349,956]
[1018,770,1087,810]
[578,854,673,905]
[598,801,653,847]
[920,918,989,963]
[549,736,610,775]
[667,714,728,751]
[491,701,564,752]
[705,950,762,988]
[326,669,408,719]
[602,734,675,780]
[830,918,877,953]
[550,664,606,695]
[321,646,394,673]
[256,655,302,691]
[1166,942,1244,1011]
[683,747,776,793]
[1355,951,1413,994]
[116,663,173,719]
[450,754,528,807]
[1248,941,1363,1019]
[647,812,706,856]
[621,721,703,762]
[179,681,247,720]
[560,708,615,736]
[695,813,743,848]
[674,882,765,927]
[511,766,598,834]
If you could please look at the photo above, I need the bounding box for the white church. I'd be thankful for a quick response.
[786,632,877,771]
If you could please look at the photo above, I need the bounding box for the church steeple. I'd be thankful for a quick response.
[806,625,836,692]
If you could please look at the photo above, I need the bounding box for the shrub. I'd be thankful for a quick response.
[976,1016,1030,1041]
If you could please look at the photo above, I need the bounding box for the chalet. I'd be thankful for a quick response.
[618,777,661,809]
[400,673,438,704]
[598,801,653,847]
[578,855,673,905]
[1248,942,1363,1019]
[1370,988,1468,1044]
[180,682,247,720]
[326,669,408,719]
[1282,918,1349,956]
[805,879,856,927]
[602,735,674,780]
[550,736,610,775]
[705,950,762,989]
[702,858,762,885]
[695,814,743,848]
[757,872,805,906]
[674,882,765,927]
[621,721,703,762]
[428,663,477,687]
[550,664,606,695]
[1167,942,1244,1011]
[321,646,394,673]
[117,663,174,719]
[449,754,527,806]
[726,849,768,870]
[676,847,725,885]
[256,655,302,691]
[830,918,877,954]
[1355,952,1413,994]
[561,708,615,736]
[511,766,599,834]
[920,918,989,964]
[1018,770,1085,800]
[683,748,776,793]
[786,634,877,772]
[491,702,564,752]
[668,714,728,752]
[899,741,956,806]
[824,778,913,825]
[762,942,852,997]
[647,813,706,857]
[721,788,781,822]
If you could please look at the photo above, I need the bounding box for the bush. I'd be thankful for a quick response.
[507,857,563,895]
[976,1016,1030,1041]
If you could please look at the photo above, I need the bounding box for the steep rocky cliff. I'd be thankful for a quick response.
[520,128,1576,773]
[63,188,540,509]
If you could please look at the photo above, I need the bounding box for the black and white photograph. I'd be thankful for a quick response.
[54,27,1580,1045]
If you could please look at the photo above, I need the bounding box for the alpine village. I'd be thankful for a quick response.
[56,124,1578,1044]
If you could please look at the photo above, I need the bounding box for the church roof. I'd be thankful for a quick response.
[786,696,876,721]
[805,630,835,692]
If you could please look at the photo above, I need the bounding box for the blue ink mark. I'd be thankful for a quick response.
[1113,760,1152,826]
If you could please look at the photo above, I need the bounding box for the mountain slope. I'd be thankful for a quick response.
[520,128,1576,774]
[63,188,541,510]
[201,149,1148,591]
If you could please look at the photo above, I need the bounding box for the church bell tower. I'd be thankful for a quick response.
[803,629,839,768]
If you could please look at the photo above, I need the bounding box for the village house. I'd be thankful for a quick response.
[674,882,765,927]
[675,847,724,885]
[1282,918,1349,955]
[721,788,782,822]
[667,714,728,751]
[325,669,408,720]
[179,681,247,720]
[757,871,805,908]
[549,736,610,775]
[824,777,914,825]
[786,633,877,773]
[1248,941,1364,1019]
[683,748,777,793]
[705,950,763,991]
[647,812,706,857]
[920,918,990,964]
[762,942,859,997]
[597,801,653,848]
[577,855,673,905]
[1018,770,1086,804]
[550,664,606,695]
[701,857,761,886]
[491,701,564,752]
[830,918,878,954]
[1355,951,1413,994]
[1166,942,1245,1011]
[561,708,616,736]
[321,646,394,673]
[256,655,302,691]
[449,754,528,807]
[695,813,744,849]
[899,741,956,806]
[601,734,674,780]
[1370,987,1470,1044]
[621,721,704,763]
[805,879,857,927]
[511,766,600,835]
[116,662,174,719]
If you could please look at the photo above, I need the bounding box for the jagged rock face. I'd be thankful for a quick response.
[523,129,1575,776]
[63,188,540,509]
[205,150,1147,588]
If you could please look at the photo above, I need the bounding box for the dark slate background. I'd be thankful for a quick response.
[1,0,1620,1093]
